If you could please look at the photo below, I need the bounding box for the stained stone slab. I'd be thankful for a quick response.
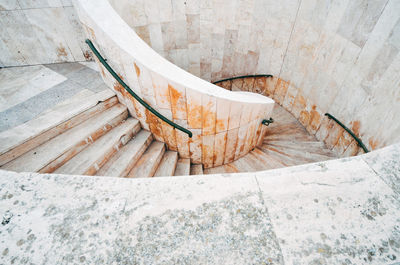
[256,158,400,265]
[0,170,283,264]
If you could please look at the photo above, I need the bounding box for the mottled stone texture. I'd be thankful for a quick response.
[0,143,399,264]
[0,0,91,67]
[108,0,400,154]
[75,0,274,168]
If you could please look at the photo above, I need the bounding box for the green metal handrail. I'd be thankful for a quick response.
[262,118,274,126]
[212,74,273,84]
[325,113,369,153]
[85,39,192,138]
[213,75,275,126]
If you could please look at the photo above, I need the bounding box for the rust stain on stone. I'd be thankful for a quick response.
[309,107,321,131]
[215,119,226,132]
[57,46,68,57]
[369,138,379,150]
[351,121,361,137]
[299,110,310,127]
[145,109,164,141]
[202,101,216,135]
[134,63,141,77]
[187,103,202,129]
[274,78,289,104]
[169,84,187,119]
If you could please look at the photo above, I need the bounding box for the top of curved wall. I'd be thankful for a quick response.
[74,0,273,106]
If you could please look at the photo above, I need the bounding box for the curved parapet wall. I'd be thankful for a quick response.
[74,0,274,168]
[108,0,400,156]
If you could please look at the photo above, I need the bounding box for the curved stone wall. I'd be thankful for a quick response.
[108,0,400,155]
[74,0,274,168]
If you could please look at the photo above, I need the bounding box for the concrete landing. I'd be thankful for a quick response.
[0,62,106,132]
[0,144,399,264]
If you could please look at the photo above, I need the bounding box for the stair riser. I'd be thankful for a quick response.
[82,125,141,176]
[0,97,118,166]
[118,135,153,177]
[39,110,128,173]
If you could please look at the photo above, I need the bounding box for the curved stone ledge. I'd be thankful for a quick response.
[74,0,274,168]
[0,143,399,264]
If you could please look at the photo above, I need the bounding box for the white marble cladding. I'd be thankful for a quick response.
[0,0,90,67]
[108,0,400,153]
[74,0,274,168]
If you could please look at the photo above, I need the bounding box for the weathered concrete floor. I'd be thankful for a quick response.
[0,144,399,264]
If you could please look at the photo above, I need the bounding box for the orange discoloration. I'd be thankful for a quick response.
[160,121,177,151]
[242,77,255,92]
[202,135,214,168]
[254,77,267,94]
[274,78,289,104]
[145,109,164,141]
[309,108,321,132]
[213,131,228,167]
[215,119,226,133]
[265,76,277,97]
[134,63,141,77]
[351,121,361,137]
[202,97,216,135]
[369,138,379,150]
[299,110,310,127]
[186,95,203,130]
[169,84,187,120]
[224,128,239,164]
[57,46,68,57]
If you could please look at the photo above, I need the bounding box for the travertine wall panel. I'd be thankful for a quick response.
[110,0,400,154]
[0,0,90,66]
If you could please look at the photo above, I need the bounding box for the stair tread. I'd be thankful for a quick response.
[250,148,286,169]
[240,154,266,171]
[97,130,153,177]
[1,103,127,173]
[231,157,256,172]
[154,151,178,177]
[127,141,165,178]
[174,158,191,176]
[265,141,336,157]
[264,143,335,162]
[54,118,140,175]
[190,164,203,175]
[0,90,117,166]
[260,145,308,166]
[204,165,227,175]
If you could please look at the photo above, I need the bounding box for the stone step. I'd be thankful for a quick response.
[127,141,165,178]
[258,145,300,167]
[203,165,227,175]
[264,144,335,163]
[1,103,128,173]
[96,130,153,177]
[174,158,191,176]
[266,140,336,157]
[231,157,257,172]
[0,90,117,166]
[190,164,203,175]
[54,118,140,175]
[250,148,286,169]
[154,151,178,177]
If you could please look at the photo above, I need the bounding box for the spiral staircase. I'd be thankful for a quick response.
[0,87,337,177]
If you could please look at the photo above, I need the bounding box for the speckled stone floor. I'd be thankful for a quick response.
[0,62,107,132]
[0,143,399,264]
